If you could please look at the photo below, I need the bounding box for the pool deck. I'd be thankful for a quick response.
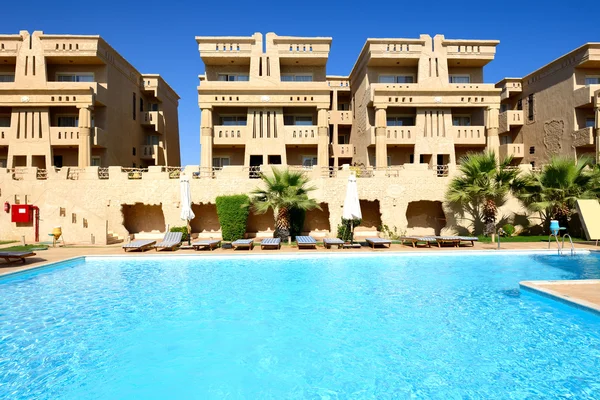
[2,241,600,313]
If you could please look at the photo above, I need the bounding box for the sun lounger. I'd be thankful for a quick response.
[192,239,221,251]
[323,238,345,249]
[366,237,392,248]
[296,236,317,249]
[400,236,438,248]
[232,239,254,250]
[261,238,281,250]
[122,240,156,252]
[435,236,479,247]
[154,231,183,251]
[457,236,478,246]
[0,251,36,264]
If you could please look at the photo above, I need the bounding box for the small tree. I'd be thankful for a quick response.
[446,151,522,235]
[248,168,320,241]
[515,156,600,229]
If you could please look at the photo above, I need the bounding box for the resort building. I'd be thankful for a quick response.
[0,30,180,169]
[496,43,600,166]
[197,33,502,175]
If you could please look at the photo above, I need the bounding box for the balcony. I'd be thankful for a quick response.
[572,127,595,147]
[0,35,21,56]
[330,144,355,158]
[365,39,423,67]
[40,36,102,58]
[140,111,164,134]
[50,127,80,145]
[273,36,331,66]
[444,40,498,67]
[497,80,522,101]
[368,126,418,145]
[196,37,254,65]
[499,110,524,133]
[327,77,350,89]
[283,125,319,144]
[450,126,486,146]
[45,82,108,106]
[369,82,500,107]
[573,85,600,108]
[92,127,107,148]
[499,143,524,159]
[328,110,352,125]
[213,125,247,145]
[140,145,158,160]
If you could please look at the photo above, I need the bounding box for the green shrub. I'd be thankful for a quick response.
[216,194,250,241]
[380,224,406,240]
[336,218,361,241]
[169,226,189,242]
[289,207,306,241]
[501,224,515,236]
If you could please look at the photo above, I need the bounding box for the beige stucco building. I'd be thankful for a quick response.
[496,43,600,166]
[0,31,180,170]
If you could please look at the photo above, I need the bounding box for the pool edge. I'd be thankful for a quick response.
[520,280,600,317]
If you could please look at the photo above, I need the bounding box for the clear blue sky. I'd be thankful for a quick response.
[4,0,597,165]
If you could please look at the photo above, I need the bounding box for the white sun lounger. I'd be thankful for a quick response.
[323,238,345,249]
[232,239,254,250]
[260,238,281,250]
[400,236,438,248]
[122,240,156,252]
[154,232,183,251]
[192,239,221,251]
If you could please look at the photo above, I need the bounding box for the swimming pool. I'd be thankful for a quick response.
[1,252,600,399]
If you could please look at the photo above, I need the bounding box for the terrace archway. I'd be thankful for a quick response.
[406,200,446,235]
[121,203,166,234]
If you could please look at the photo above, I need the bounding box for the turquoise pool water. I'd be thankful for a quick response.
[1,252,600,399]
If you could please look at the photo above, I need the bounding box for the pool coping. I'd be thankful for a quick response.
[0,248,595,281]
[520,280,600,316]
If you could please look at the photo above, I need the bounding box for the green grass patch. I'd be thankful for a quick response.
[476,235,585,244]
[0,240,17,245]
[1,244,49,252]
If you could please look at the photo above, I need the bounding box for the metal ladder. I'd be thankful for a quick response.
[548,233,575,256]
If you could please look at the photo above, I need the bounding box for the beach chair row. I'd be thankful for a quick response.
[399,235,478,248]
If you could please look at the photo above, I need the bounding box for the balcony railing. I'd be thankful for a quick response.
[283,125,319,144]
[50,127,80,145]
[330,144,355,158]
[573,85,600,108]
[140,111,164,134]
[213,125,246,145]
[450,126,486,145]
[499,110,524,133]
[499,143,524,159]
[140,145,158,160]
[572,127,595,147]
[328,110,352,125]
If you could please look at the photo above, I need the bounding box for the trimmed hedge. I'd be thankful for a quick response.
[216,194,250,241]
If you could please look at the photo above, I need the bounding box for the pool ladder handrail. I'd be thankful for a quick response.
[548,232,575,256]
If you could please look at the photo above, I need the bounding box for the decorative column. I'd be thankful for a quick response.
[332,124,339,169]
[595,106,600,165]
[485,106,500,158]
[77,106,92,167]
[200,108,213,169]
[317,108,329,168]
[375,107,387,169]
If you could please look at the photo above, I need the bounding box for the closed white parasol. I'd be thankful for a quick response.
[180,172,195,244]
[342,172,362,243]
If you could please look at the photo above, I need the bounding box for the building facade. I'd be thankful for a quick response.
[197,33,504,175]
[0,31,180,170]
[496,43,600,166]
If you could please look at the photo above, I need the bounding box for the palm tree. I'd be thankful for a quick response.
[446,151,522,235]
[248,168,320,241]
[515,156,600,228]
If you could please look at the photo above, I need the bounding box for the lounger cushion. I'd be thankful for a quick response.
[261,238,281,245]
[232,239,254,245]
[366,238,391,243]
[155,232,183,247]
[0,251,35,257]
[123,240,155,248]
[192,240,220,246]
[323,238,344,244]
[296,236,316,244]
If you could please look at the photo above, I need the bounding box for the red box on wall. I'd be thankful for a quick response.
[11,205,33,223]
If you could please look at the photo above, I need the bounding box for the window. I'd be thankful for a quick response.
[529,146,535,154]
[284,116,313,125]
[0,157,6,168]
[217,74,249,81]
[586,118,596,128]
[0,74,15,83]
[268,155,282,164]
[585,76,600,85]
[133,93,136,120]
[500,104,508,113]
[338,103,350,111]
[91,157,101,167]
[302,156,318,168]
[140,98,144,113]
[449,75,470,84]
[517,99,523,110]
[146,135,159,145]
[387,116,415,126]
[0,116,10,127]
[338,134,349,144]
[149,103,159,112]
[57,73,94,82]
[220,116,247,126]
[281,74,313,82]
[57,116,78,127]
[500,135,512,145]
[212,157,230,168]
[132,147,136,156]
[452,116,471,126]
[378,75,414,84]
[528,94,534,121]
